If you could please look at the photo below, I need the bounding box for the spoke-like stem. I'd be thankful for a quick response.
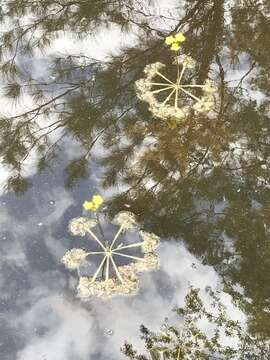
[105,255,110,281]
[162,88,176,106]
[86,251,105,256]
[174,87,179,108]
[110,225,123,250]
[149,82,174,86]
[113,252,145,262]
[86,229,106,251]
[176,62,180,85]
[178,64,186,84]
[156,71,174,84]
[113,241,144,251]
[91,255,107,282]
[151,85,174,94]
[110,256,124,283]
[179,87,201,102]
[181,84,205,88]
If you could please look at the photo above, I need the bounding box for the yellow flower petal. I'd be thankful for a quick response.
[170,43,181,51]
[175,33,186,42]
[92,195,104,206]
[83,194,104,212]
[165,35,175,45]
[83,201,94,210]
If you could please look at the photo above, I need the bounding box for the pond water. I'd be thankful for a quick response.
[0,1,269,359]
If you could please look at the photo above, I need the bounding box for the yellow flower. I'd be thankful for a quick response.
[165,32,186,52]
[175,33,186,42]
[83,194,104,212]
[165,35,175,45]
[92,195,104,206]
[83,201,95,210]
[171,43,181,51]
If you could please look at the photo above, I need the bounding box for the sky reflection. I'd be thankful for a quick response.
[0,142,244,360]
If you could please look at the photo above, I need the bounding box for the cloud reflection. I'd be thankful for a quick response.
[0,142,244,360]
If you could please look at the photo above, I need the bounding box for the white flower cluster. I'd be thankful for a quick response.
[61,248,89,270]
[68,217,97,236]
[135,56,217,122]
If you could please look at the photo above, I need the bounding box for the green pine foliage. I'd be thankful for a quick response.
[122,287,270,359]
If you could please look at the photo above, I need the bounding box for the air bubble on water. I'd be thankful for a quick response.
[104,329,114,336]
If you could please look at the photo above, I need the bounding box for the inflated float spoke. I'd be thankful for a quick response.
[156,71,174,84]
[91,255,107,283]
[180,87,201,102]
[113,252,146,262]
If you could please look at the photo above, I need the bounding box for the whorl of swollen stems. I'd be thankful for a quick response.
[135,55,217,123]
[61,210,160,299]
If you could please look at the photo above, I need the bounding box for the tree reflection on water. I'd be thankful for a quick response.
[0,0,269,341]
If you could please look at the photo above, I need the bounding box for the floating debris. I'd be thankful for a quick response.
[104,329,114,336]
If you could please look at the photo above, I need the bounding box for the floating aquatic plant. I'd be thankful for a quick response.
[135,36,217,123]
[61,209,160,299]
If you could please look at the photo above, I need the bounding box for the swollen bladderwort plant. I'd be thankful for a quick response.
[61,195,160,299]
